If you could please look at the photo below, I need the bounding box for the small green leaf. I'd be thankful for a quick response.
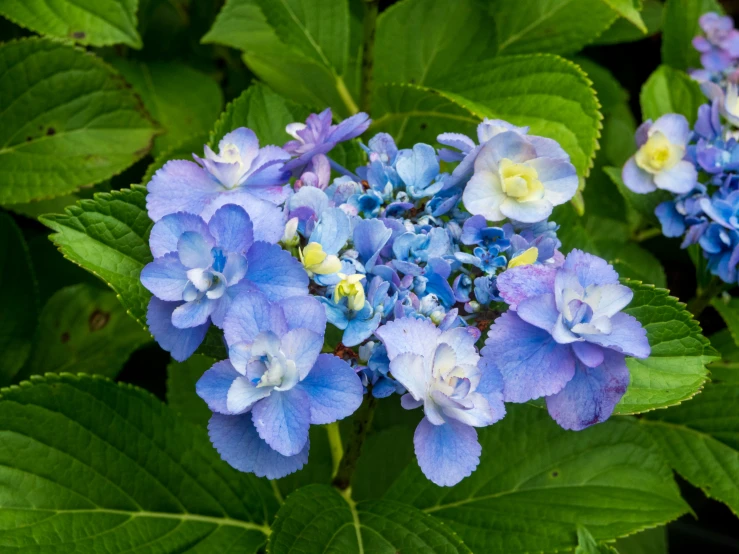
[662,0,723,71]
[711,295,739,347]
[166,353,216,426]
[374,0,496,87]
[20,284,150,380]
[576,526,619,554]
[597,0,663,45]
[385,405,689,554]
[485,0,619,56]
[269,484,471,553]
[640,65,705,126]
[0,374,277,552]
[0,212,38,385]
[109,60,223,157]
[0,0,142,48]
[210,83,309,148]
[641,376,739,515]
[616,280,714,414]
[600,0,646,33]
[0,39,157,204]
[40,186,153,329]
[614,527,667,554]
[437,54,602,177]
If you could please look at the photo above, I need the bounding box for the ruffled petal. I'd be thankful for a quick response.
[149,213,212,258]
[208,204,254,253]
[196,359,241,414]
[375,317,441,359]
[147,160,222,221]
[147,298,208,361]
[414,417,481,487]
[496,264,557,309]
[244,242,309,301]
[251,388,311,456]
[297,354,364,424]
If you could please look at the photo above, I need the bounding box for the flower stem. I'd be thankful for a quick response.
[326,422,344,478]
[332,393,377,491]
[687,277,726,317]
[360,0,379,114]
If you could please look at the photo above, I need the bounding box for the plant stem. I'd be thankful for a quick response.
[326,422,344,478]
[632,227,662,242]
[332,393,377,491]
[359,0,379,114]
[687,277,726,317]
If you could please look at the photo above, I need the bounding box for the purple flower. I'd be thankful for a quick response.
[284,108,370,172]
[147,128,291,238]
[480,249,650,430]
[693,12,739,71]
[141,205,308,361]
[375,318,505,486]
[462,130,578,223]
[622,114,698,194]
[197,291,363,479]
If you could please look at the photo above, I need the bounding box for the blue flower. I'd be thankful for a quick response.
[196,291,363,479]
[141,205,308,361]
[481,249,650,430]
[392,228,452,275]
[284,108,370,173]
[693,12,739,72]
[147,128,290,235]
[396,143,443,199]
[622,114,698,194]
[463,130,578,223]
[362,132,399,165]
[699,222,739,283]
[375,318,505,486]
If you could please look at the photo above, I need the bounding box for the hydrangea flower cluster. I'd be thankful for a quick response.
[143,106,650,486]
[622,12,739,284]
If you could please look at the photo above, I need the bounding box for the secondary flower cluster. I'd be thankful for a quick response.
[142,106,650,486]
[622,12,739,284]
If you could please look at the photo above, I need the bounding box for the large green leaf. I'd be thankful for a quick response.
[0,39,157,204]
[601,0,646,33]
[20,284,150,380]
[210,83,309,148]
[0,374,277,553]
[486,0,619,56]
[437,55,602,177]
[166,353,216,427]
[202,0,360,117]
[596,0,663,45]
[641,374,739,515]
[384,405,689,554]
[0,0,142,48]
[109,60,223,157]
[615,280,714,414]
[711,295,739,347]
[640,65,705,126]
[369,83,479,148]
[40,186,153,329]
[662,0,723,71]
[0,213,38,385]
[268,484,471,553]
[374,0,496,87]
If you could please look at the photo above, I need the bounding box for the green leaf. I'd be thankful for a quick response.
[0,212,38,385]
[600,0,646,33]
[0,0,142,48]
[109,60,223,157]
[615,280,713,414]
[640,65,705,126]
[711,294,739,347]
[166,353,216,427]
[662,0,723,71]
[369,83,479,148]
[613,527,667,554]
[40,186,153,329]
[437,54,602,177]
[385,405,689,554]
[641,377,739,515]
[576,526,619,554]
[374,0,496,87]
[351,425,416,502]
[0,38,157,205]
[603,165,670,224]
[142,132,209,185]
[268,484,471,553]
[486,0,619,56]
[202,0,360,117]
[210,83,308,148]
[709,328,739,376]
[0,374,277,552]
[19,284,150,380]
[602,103,638,167]
[596,0,663,45]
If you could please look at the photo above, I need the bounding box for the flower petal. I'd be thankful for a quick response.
[178,232,214,269]
[462,170,506,221]
[280,328,324,379]
[223,291,287,345]
[196,360,241,414]
[517,293,559,333]
[583,312,651,358]
[208,412,308,479]
[208,204,254,253]
[147,160,222,221]
[414,417,481,487]
[496,264,557,309]
[199,191,287,244]
[298,354,363,424]
[171,297,216,328]
[147,298,208,361]
[622,156,657,194]
[278,295,327,333]
[251,388,311,456]
[563,249,620,287]
[140,254,189,301]
[149,213,212,258]
[375,317,441,359]
[226,376,272,414]
[245,241,309,301]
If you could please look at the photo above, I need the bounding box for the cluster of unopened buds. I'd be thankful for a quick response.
[142,107,650,486]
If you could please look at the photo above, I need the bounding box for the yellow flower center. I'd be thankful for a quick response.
[634,131,683,174]
[299,242,342,276]
[334,273,366,311]
[499,158,544,201]
[508,247,539,268]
